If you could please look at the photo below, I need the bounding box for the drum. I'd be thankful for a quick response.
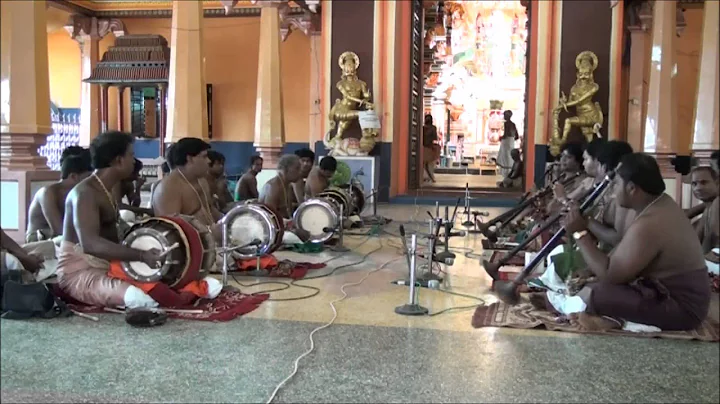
[318,187,354,217]
[121,215,216,288]
[293,197,342,243]
[338,183,366,215]
[224,202,284,259]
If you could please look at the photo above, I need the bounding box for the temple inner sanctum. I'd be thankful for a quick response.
[1,0,719,403]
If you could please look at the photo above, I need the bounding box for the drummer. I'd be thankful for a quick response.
[306,156,337,198]
[152,138,224,229]
[259,154,310,243]
[292,148,316,206]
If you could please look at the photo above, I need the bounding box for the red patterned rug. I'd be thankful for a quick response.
[234,259,326,280]
[472,302,720,342]
[61,289,269,322]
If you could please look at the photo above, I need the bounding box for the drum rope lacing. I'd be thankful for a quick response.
[177,168,216,226]
[92,172,118,220]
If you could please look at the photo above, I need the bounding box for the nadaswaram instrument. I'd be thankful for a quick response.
[483,167,619,305]
[478,172,582,242]
[121,214,216,288]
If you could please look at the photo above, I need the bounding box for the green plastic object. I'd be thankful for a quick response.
[290,242,324,253]
[330,161,352,187]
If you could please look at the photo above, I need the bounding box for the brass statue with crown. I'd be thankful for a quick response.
[324,51,379,156]
[550,51,604,156]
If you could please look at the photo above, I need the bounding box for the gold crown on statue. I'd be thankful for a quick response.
[489,100,504,110]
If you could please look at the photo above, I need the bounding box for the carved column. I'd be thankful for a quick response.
[691,0,719,162]
[100,84,109,132]
[0,0,52,170]
[166,0,208,143]
[66,16,126,145]
[157,83,167,156]
[117,86,126,131]
[625,1,653,152]
[253,1,287,166]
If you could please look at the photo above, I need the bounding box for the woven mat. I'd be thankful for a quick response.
[472,302,720,342]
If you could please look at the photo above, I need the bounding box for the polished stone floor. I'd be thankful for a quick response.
[2,204,719,403]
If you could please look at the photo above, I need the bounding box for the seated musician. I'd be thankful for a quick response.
[2,228,44,283]
[259,154,310,242]
[115,159,153,225]
[26,152,92,243]
[235,155,263,202]
[306,156,337,198]
[497,149,523,188]
[689,165,719,273]
[149,149,173,197]
[556,153,710,332]
[152,138,224,230]
[56,132,165,309]
[548,142,591,211]
[207,150,235,213]
[292,148,316,206]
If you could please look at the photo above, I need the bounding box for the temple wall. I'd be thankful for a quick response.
[46,17,313,176]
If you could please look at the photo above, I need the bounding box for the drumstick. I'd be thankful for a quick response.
[104,307,125,314]
[71,310,99,322]
[163,308,204,314]
[159,242,180,258]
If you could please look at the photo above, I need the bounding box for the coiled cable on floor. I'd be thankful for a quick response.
[265,242,402,404]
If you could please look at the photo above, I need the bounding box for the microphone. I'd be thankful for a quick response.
[391,279,441,289]
[322,227,336,233]
[447,230,467,237]
[476,212,490,217]
[418,254,455,266]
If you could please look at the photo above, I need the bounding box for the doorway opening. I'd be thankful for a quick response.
[410,0,531,193]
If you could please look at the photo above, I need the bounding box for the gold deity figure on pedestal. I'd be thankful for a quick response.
[550,51,604,156]
[324,51,379,156]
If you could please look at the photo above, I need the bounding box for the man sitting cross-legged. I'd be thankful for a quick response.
[306,155,337,198]
[152,138,224,229]
[235,155,263,202]
[557,153,710,332]
[2,228,44,283]
[689,165,719,274]
[57,131,165,309]
[206,150,235,213]
[259,154,310,243]
[26,152,93,243]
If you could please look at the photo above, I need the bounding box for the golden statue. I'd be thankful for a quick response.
[550,51,604,155]
[324,51,379,156]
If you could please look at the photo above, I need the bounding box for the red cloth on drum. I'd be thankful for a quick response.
[107,261,211,307]
[162,215,205,289]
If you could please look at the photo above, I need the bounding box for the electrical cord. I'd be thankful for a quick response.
[265,242,402,404]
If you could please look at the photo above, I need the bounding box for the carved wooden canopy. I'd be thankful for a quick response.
[84,35,170,85]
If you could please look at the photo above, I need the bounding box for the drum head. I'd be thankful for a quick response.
[125,235,165,280]
[349,186,365,215]
[293,198,339,243]
[226,204,281,258]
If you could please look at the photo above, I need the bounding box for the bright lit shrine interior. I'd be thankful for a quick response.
[1,0,719,403]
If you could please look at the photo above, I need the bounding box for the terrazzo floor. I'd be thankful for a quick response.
[2,205,719,403]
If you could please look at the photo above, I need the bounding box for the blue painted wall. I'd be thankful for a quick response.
[313,141,392,202]
[133,139,310,178]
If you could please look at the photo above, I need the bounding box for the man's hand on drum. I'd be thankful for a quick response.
[140,248,166,268]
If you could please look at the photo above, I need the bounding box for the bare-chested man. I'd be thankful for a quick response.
[207,150,234,212]
[291,148,315,205]
[306,156,337,198]
[57,131,163,308]
[114,158,153,219]
[152,138,223,228]
[26,153,92,243]
[559,153,710,331]
[235,155,263,202]
[259,154,309,241]
[690,166,719,266]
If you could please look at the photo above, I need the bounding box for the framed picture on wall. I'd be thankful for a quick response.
[207,83,213,139]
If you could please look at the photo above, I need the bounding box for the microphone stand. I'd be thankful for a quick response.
[395,234,429,316]
[417,212,444,284]
[330,204,350,252]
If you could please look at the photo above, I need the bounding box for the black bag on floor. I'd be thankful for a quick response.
[1,269,71,320]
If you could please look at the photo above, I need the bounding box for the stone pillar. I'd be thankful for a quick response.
[0,0,52,170]
[117,86,126,131]
[691,0,719,160]
[308,33,321,152]
[644,0,677,155]
[626,24,651,152]
[166,0,208,143]
[158,83,167,155]
[254,2,286,166]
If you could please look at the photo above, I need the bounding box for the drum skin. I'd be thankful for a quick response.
[122,215,214,289]
[293,197,341,243]
[318,187,354,216]
[225,202,284,258]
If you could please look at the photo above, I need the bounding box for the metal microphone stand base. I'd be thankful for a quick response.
[417,272,443,283]
[395,303,429,316]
